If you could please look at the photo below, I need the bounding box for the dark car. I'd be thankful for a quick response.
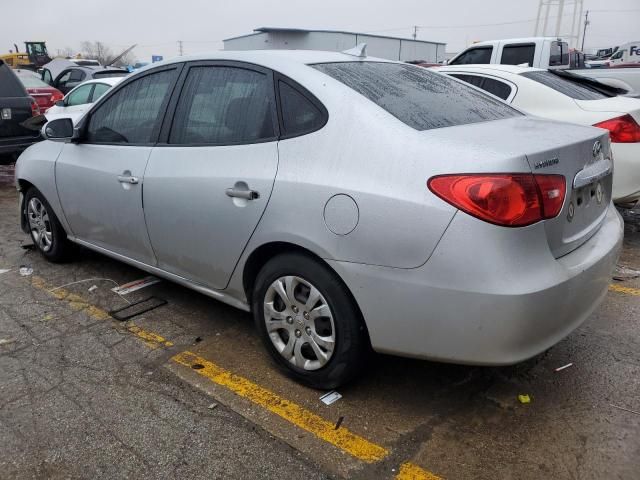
[0,60,41,162]
[41,63,128,94]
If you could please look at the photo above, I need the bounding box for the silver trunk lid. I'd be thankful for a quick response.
[521,122,612,257]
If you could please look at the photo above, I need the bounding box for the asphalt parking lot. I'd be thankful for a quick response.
[1,163,639,479]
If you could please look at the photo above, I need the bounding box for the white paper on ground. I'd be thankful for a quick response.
[319,391,342,405]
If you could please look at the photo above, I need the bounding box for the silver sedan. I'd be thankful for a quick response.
[16,50,623,388]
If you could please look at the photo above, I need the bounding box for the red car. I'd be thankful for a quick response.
[14,69,63,113]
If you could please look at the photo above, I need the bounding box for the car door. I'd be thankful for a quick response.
[55,68,87,94]
[55,65,182,265]
[143,61,279,289]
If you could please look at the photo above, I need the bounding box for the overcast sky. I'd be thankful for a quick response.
[2,0,639,62]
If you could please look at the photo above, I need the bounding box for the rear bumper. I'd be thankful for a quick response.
[329,204,623,365]
[612,143,640,203]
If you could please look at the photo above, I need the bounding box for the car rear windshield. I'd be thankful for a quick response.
[0,63,28,97]
[93,71,128,79]
[520,71,608,100]
[16,72,50,88]
[311,62,519,131]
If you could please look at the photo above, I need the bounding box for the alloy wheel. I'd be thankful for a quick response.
[263,275,336,370]
[27,197,53,253]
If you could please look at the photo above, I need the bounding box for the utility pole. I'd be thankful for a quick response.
[178,40,184,56]
[581,10,589,51]
[413,26,418,40]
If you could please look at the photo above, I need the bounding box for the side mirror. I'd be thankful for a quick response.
[54,100,65,107]
[42,118,74,141]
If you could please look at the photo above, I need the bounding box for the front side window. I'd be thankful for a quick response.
[42,69,53,85]
[91,83,111,101]
[170,66,275,145]
[66,84,93,106]
[87,69,177,144]
[501,44,535,66]
[449,47,493,65]
[520,71,608,100]
[312,62,519,131]
[278,81,325,137]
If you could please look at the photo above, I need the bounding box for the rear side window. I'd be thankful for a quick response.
[448,74,512,100]
[87,69,177,144]
[66,84,93,106]
[170,66,275,145]
[312,62,519,131]
[449,47,493,65]
[501,44,535,66]
[549,41,569,67]
[278,81,326,137]
[520,71,607,100]
[0,63,27,97]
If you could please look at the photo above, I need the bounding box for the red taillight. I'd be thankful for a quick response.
[29,97,40,117]
[594,114,640,143]
[427,174,566,227]
[50,91,64,104]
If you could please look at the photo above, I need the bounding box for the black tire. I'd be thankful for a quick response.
[24,187,73,262]
[252,252,368,389]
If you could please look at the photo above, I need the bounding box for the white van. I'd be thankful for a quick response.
[447,37,570,69]
[607,42,640,67]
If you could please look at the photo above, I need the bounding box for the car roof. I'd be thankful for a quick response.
[436,64,546,75]
[140,49,396,73]
[470,37,561,47]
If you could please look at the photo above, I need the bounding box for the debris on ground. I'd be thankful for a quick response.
[334,416,344,430]
[208,403,218,410]
[109,296,167,321]
[0,268,10,275]
[518,394,531,404]
[0,338,17,346]
[194,336,203,344]
[320,391,342,405]
[612,265,640,281]
[19,265,33,276]
[20,242,35,250]
[111,276,161,295]
[88,285,98,293]
[555,363,574,372]
[610,404,640,416]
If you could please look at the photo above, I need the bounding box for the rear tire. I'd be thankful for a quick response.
[252,252,368,389]
[24,187,73,262]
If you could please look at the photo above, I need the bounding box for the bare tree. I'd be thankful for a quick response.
[80,41,136,67]
[56,46,76,58]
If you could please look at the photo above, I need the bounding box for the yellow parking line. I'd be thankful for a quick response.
[609,283,640,296]
[395,462,443,480]
[172,350,388,463]
[29,274,446,475]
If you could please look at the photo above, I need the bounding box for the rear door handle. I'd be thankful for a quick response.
[117,175,139,185]
[225,187,260,200]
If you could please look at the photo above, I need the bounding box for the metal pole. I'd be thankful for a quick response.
[555,0,565,37]
[413,26,418,40]
[581,10,589,51]
[577,0,584,49]
[534,0,544,36]
[542,1,551,37]
[178,40,184,56]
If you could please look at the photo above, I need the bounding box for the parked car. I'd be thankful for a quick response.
[450,37,640,95]
[0,60,41,161]
[16,51,622,388]
[45,77,123,124]
[606,41,640,67]
[14,69,64,113]
[41,58,128,94]
[448,37,570,69]
[435,64,640,205]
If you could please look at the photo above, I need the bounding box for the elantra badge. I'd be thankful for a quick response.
[534,157,559,169]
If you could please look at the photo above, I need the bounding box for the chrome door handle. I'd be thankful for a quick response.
[225,187,260,200]
[117,175,139,184]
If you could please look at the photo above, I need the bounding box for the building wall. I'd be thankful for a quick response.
[224,31,445,63]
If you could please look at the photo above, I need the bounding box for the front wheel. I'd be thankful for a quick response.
[24,188,73,262]
[252,253,368,389]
